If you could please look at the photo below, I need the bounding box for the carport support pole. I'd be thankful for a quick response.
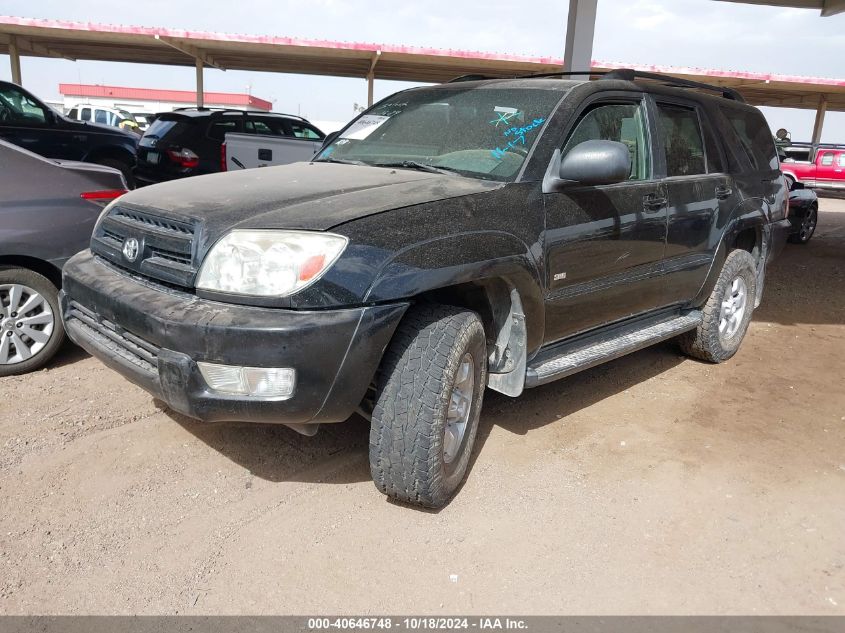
[562,0,598,74]
[366,51,381,108]
[195,58,204,108]
[811,95,828,145]
[8,35,22,85]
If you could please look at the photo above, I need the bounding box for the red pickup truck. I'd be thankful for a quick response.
[781,143,845,191]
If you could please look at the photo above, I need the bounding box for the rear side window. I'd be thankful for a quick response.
[67,108,78,119]
[207,118,240,141]
[81,107,91,121]
[721,107,779,171]
[820,153,834,166]
[562,102,651,181]
[245,118,286,136]
[656,104,706,177]
[839,153,845,167]
[288,122,324,139]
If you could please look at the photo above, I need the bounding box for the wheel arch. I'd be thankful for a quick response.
[363,231,545,397]
[364,231,545,359]
[0,255,62,289]
[691,204,767,308]
[83,144,135,167]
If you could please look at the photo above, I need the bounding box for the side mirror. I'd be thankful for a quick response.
[789,180,804,192]
[543,140,632,193]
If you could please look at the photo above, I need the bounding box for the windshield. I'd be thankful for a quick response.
[315,87,565,181]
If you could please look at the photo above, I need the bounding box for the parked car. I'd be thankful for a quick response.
[134,108,324,186]
[60,70,791,507]
[0,140,127,376]
[786,179,819,244]
[132,112,156,132]
[780,143,845,191]
[66,104,139,130]
[221,131,323,171]
[0,81,138,185]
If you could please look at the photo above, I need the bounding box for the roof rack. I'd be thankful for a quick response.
[170,106,307,121]
[782,141,845,150]
[446,68,745,102]
[601,68,745,102]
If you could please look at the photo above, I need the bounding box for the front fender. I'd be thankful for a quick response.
[364,231,546,354]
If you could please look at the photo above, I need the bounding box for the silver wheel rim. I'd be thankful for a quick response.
[0,283,55,365]
[444,353,474,465]
[800,209,817,242]
[718,276,748,341]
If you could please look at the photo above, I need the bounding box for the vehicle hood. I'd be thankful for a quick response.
[118,162,504,235]
[60,116,138,141]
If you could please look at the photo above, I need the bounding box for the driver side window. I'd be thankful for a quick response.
[0,85,48,125]
[562,102,650,181]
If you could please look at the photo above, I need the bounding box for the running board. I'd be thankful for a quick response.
[525,311,702,388]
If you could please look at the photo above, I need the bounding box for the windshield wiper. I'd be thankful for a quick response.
[313,157,369,166]
[374,161,461,176]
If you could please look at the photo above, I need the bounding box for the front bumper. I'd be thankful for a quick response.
[61,250,407,424]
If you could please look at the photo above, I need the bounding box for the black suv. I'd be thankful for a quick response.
[61,70,791,508]
[0,80,138,185]
[134,108,324,186]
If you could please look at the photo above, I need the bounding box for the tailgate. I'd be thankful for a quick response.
[223,132,321,171]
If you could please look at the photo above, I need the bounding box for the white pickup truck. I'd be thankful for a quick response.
[222,132,324,171]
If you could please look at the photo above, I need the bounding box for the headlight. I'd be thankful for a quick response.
[196,230,348,297]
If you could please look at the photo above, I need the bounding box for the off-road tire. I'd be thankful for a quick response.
[0,267,65,377]
[678,249,757,363]
[369,304,487,508]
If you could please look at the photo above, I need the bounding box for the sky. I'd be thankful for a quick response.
[1,0,844,140]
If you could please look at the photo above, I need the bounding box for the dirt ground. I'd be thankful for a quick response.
[1,199,843,616]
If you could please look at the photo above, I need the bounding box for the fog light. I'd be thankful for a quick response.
[198,362,295,399]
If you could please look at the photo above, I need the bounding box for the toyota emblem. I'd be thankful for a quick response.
[123,237,140,262]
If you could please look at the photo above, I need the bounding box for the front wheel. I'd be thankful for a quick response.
[0,267,65,376]
[678,249,757,363]
[369,304,487,508]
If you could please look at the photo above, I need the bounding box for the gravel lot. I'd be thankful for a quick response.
[1,198,843,615]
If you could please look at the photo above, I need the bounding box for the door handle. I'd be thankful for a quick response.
[716,185,733,200]
[643,193,667,212]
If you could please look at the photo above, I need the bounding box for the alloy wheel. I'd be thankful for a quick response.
[0,283,55,365]
[443,353,475,464]
[718,277,748,341]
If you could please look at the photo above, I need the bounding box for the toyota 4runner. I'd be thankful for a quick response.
[60,70,791,508]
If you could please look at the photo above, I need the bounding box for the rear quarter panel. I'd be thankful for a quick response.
[0,143,121,268]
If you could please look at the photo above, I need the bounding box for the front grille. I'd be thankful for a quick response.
[66,301,160,375]
[112,208,194,236]
[90,205,198,288]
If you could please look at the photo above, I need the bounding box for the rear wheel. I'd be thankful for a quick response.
[0,267,65,377]
[678,249,757,363]
[788,204,818,244]
[369,304,487,508]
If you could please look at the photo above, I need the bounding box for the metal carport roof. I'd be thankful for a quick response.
[1,15,844,113]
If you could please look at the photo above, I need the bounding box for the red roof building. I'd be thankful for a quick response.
[59,83,272,113]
